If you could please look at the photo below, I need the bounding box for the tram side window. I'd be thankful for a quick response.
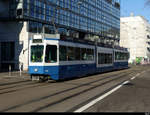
[75,47,81,60]
[87,49,94,61]
[105,54,108,64]
[98,53,105,64]
[124,53,129,60]
[115,52,121,60]
[45,45,57,63]
[81,48,87,60]
[98,53,112,64]
[115,52,129,60]
[121,53,124,60]
[119,52,122,60]
[127,53,130,60]
[101,54,105,64]
[59,46,95,62]
[115,52,117,60]
[67,47,75,61]
[123,53,126,60]
[108,54,113,64]
[98,53,101,64]
[59,45,67,61]
[110,54,113,63]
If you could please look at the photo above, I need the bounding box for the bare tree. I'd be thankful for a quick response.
[146,0,150,5]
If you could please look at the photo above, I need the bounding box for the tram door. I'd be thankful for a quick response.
[96,46,99,68]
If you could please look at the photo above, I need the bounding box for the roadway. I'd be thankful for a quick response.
[0,65,150,112]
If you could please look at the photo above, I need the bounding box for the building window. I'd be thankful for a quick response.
[28,21,43,33]
[23,0,120,42]
[1,42,15,61]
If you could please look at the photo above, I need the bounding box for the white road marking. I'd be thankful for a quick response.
[135,73,140,77]
[74,80,130,113]
[130,70,147,80]
[131,77,136,80]
[122,81,130,85]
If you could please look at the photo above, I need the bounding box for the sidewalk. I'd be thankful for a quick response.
[0,64,141,79]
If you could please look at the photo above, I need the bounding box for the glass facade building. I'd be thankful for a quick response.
[9,0,121,46]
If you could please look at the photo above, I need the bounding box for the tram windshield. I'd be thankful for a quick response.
[31,45,44,62]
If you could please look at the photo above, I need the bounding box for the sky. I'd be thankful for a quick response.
[121,0,150,22]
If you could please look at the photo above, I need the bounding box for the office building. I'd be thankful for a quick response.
[120,15,150,64]
[0,0,121,71]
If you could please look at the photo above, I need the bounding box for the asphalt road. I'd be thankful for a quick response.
[85,67,150,112]
[0,65,150,112]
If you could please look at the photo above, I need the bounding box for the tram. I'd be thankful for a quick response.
[28,34,129,81]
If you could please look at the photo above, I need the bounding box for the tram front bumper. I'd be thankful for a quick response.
[28,66,59,80]
[29,66,45,75]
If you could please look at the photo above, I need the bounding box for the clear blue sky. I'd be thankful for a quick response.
[121,0,150,22]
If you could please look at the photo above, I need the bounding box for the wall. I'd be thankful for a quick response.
[120,16,150,63]
[0,21,29,71]
[19,22,29,71]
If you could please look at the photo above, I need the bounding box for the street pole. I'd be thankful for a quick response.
[52,1,60,34]
[19,62,22,77]
[77,0,82,30]
[78,4,80,29]
[52,10,57,34]
[9,65,11,76]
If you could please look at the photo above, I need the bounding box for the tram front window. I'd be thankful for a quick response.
[45,45,57,63]
[31,45,44,62]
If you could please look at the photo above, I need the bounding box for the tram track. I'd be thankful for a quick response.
[31,72,135,112]
[0,84,28,91]
[0,68,131,95]
[0,81,36,91]
[1,69,137,112]
[0,81,53,95]
[0,65,140,94]
[67,79,130,112]
[0,80,31,87]
[0,65,147,112]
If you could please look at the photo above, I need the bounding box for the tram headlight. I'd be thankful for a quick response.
[34,68,38,72]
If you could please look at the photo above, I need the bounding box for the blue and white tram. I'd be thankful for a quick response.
[28,34,129,81]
